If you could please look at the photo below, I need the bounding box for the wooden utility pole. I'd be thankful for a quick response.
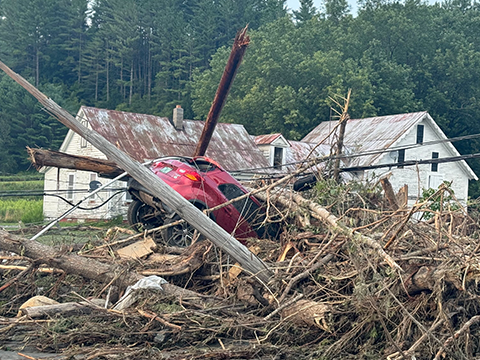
[0,60,273,285]
[194,26,250,157]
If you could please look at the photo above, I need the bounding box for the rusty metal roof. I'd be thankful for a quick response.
[302,112,428,167]
[254,133,282,145]
[80,106,271,173]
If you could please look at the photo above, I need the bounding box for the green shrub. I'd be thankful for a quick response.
[419,181,459,220]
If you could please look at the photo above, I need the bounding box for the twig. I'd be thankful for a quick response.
[434,315,480,360]
[263,293,304,321]
[137,309,182,331]
[278,238,343,304]
[0,264,33,293]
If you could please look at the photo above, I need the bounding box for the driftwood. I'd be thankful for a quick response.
[27,147,124,178]
[0,59,273,285]
[139,242,210,277]
[281,299,332,329]
[265,188,403,272]
[20,299,106,318]
[0,230,211,303]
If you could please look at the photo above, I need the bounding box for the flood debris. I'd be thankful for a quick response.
[3,27,480,360]
[2,178,480,359]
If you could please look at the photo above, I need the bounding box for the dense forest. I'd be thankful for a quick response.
[1,0,480,194]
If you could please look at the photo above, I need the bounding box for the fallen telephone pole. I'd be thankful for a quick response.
[0,60,273,285]
[194,26,250,157]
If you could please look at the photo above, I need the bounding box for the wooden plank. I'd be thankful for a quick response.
[116,237,157,259]
[0,60,273,285]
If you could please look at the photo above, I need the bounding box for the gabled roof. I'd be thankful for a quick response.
[302,112,428,167]
[302,111,477,180]
[254,133,290,147]
[71,106,270,173]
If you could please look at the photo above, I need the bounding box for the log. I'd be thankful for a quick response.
[27,147,124,178]
[0,230,211,303]
[20,299,106,318]
[0,60,272,285]
[281,299,332,330]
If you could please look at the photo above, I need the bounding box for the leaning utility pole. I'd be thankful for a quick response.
[0,60,273,285]
[194,26,250,157]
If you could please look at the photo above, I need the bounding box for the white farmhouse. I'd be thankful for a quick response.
[302,112,478,206]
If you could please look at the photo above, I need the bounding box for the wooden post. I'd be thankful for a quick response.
[0,60,273,285]
[380,177,399,210]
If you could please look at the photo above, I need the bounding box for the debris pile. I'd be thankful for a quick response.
[2,180,480,360]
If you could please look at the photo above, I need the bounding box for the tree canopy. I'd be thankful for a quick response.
[1,0,480,196]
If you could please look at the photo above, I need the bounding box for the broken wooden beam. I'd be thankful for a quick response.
[27,147,124,178]
[0,60,273,285]
[380,176,399,210]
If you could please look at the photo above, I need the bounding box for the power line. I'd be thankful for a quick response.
[234,132,480,174]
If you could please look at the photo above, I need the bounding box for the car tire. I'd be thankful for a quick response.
[127,199,163,231]
[162,214,205,247]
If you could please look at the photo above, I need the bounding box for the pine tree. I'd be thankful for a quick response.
[293,0,317,23]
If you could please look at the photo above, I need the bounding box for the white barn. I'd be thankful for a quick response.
[302,112,478,206]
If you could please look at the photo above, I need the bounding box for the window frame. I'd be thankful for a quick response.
[397,149,405,169]
[431,152,439,172]
[416,124,424,144]
[67,173,75,200]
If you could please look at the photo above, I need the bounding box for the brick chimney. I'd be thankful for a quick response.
[173,105,184,130]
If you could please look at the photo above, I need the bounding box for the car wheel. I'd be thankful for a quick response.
[162,214,204,247]
[127,199,164,231]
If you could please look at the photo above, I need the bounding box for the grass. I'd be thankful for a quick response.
[0,180,43,192]
[0,199,43,224]
[0,177,45,224]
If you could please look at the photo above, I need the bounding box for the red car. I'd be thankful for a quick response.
[127,156,275,247]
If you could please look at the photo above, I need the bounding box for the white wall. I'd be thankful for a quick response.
[363,118,471,205]
[43,123,129,221]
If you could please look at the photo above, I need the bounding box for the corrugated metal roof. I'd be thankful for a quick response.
[302,112,428,167]
[254,133,282,145]
[81,106,271,173]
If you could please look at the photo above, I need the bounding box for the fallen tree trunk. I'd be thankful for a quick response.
[0,230,211,302]
[27,147,124,178]
[264,188,403,272]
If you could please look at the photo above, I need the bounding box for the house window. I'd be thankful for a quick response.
[416,124,424,144]
[67,174,75,200]
[397,149,405,168]
[80,120,88,148]
[273,147,283,169]
[431,152,439,172]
